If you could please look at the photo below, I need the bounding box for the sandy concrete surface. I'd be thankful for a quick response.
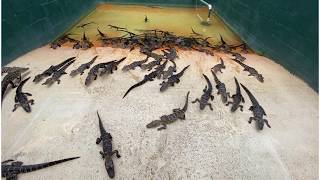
[2,46,318,180]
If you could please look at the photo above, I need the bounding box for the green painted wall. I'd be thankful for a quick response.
[212,0,318,91]
[2,0,97,65]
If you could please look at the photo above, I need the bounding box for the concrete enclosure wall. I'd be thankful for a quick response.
[2,0,318,90]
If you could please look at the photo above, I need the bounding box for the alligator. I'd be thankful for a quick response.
[108,25,127,31]
[230,51,246,62]
[219,35,232,52]
[160,65,190,92]
[192,74,214,110]
[12,77,34,113]
[122,56,149,71]
[140,56,162,71]
[146,91,189,130]
[42,59,75,85]
[2,157,80,179]
[70,56,98,76]
[100,57,126,76]
[85,61,116,86]
[144,15,148,23]
[211,58,226,74]
[226,77,245,112]
[191,27,203,36]
[76,22,96,28]
[81,32,93,50]
[50,34,78,49]
[233,59,264,83]
[162,59,177,79]
[240,83,270,130]
[72,40,81,49]
[162,47,179,61]
[155,60,168,79]
[1,68,29,103]
[2,67,28,75]
[96,111,121,178]
[211,70,228,103]
[33,57,76,83]
[122,60,167,98]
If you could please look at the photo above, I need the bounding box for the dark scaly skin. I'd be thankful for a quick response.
[122,57,149,71]
[85,62,114,86]
[122,61,167,98]
[211,70,228,103]
[233,59,264,83]
[33,57,76,83]
[42,60,75,85]
[162,60,177,79]
[226,77,245,112]
[154,60,168,79]
[96,111,121,178]
[2,67,28,75]
[240,83,271,130]
[192,74,214,110]
[211,58,226,74]
[1,68,29,103]
[81,32,93,50]
[162,47,179,61]
[50,34,77,49]
[2,157,79,179]
[140,52,164,71]
[12,77,34,113]
[100,57,126,76]
[230,51,246,62]
[146,91,189,130]
[160,65,190,92]
[70,56,98,76]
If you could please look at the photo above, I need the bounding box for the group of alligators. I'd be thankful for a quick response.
[2,26,269,179]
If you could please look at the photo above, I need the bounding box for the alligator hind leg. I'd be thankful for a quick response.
[226,101,232,106]
[99,151,105,158]
[264,119,271,128]
[112,150,121,158]
[206,103,213,110]
[157,124,167,131]
[239,105,243,111]
[28,99,34,105]
[12,104,20,112]
[192,98,200,104]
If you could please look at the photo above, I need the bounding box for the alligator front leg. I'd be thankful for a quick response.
[28,99,34,105]
[96,137,101,144]
[248,117,255,124]
[226,101,233,106]
[24,93,32,96]
[112,150,121,158]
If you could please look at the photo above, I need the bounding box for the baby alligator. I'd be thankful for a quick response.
[42,59,75,85]
[160,65,190,92]
[211,58,225,74]
[226,77,245,112]
[122,57,149,71]
[147,91,189,130]
[192,74,214,110]
[2,157,79,180]
[1,68,29,103]
[85,61,115,86]
[96,111,121,178]
[233,59,264,83]
[211,70,228,103]
[100,57,126,76]
[2,67,28,75]
[33,57,76,83]
[240,83,270,130]
[123,61,167,98]
[162,59,177,79]
[12,77,34,113]
[70,56,98,76]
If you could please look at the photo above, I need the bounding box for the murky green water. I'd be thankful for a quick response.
[65,4,242,46]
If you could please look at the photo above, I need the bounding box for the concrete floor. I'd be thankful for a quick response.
[2,46,318,179]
